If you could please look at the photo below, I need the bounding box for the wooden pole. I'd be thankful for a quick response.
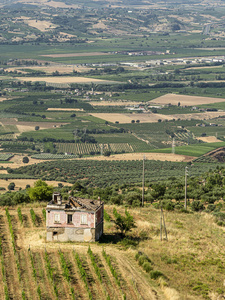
[160,206,162,241]
[162,208,168,241]
[185,166,188,210]
[142,155,145,207]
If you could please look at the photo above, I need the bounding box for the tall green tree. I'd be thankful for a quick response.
[113,208,136,236]
[28,180,53,202]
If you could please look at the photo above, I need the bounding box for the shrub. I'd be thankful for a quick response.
[8,182,15,191]
[191,201,204,212]
[143,262,153,273]
[22,157,29,164]
[150,270,164,279]
[138,254,151,266]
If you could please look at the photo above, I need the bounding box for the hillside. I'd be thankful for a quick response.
[1,204,225,299]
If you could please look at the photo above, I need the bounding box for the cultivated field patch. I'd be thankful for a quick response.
[79,152,194,162]
[89,101,141,106]
[91,111,225,123]
[41,52,111,58]
[197,136,223,143]
[18,0,78,8]
[16,76,118,84]
[47,108,84,111]
[7,65,93,74]
[0,120,65,132]
[23,19,57,32]
[0,179,70,190]
[150,93,225,106]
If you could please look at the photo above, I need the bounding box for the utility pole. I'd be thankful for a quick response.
[160,205,168,241]
[142,155,145,207]
[73,129,77,143]
[172,138,175,154]
[184,166,188,210]
[100,144,103,156]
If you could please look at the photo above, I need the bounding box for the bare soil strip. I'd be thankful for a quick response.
[89,101,141,106]
[41,52,111,58]
[91,111,225,123]
[17,76,117,84]
[80,153,195,162]
[47,108,84,111]
[196,136,223,143]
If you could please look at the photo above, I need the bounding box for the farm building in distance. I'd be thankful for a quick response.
[46,192,104,242]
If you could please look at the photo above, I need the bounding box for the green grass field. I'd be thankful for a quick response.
[150,142,225,157]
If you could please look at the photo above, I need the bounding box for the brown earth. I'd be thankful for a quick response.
[91,111,225,123]
[17,0,78,8]
[150,93,225,106]
[23,19,57,31]
[0,179,71,191]
[16,76,117,84]
[197,136,223,143]
[41,52,111,58]
[89,101,141,106]
[47,108,84,111]
[6,65,93,74]
[79,152,195,162]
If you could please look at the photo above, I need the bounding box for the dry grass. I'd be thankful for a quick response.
[197,136,223,143]
[91,111,225,123]
[106,205,225,299]
[79,152,194,162]
[0,178,70,191]
[7,65,93,74]
[23,19,57,31]
[150,93,225,106]
[18,0,78,8]
[41,52,111,58]
[89,101,141,106]
[47,108,83,111]
[17,76,116,84]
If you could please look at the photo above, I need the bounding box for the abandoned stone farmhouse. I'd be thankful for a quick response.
[46,192,104,242]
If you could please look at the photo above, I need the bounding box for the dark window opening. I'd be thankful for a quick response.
[53,231,57,236]
[67,214,73,224]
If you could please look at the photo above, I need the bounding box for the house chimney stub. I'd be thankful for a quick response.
[53,192,62,205]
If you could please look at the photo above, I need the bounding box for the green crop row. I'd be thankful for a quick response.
[44,251,59,298]
[73,250,92,300]
[58,251,76,300]
[30,209,37,226]
[31,153,77,160]
[0,237,10,300]
[17,207,23,225]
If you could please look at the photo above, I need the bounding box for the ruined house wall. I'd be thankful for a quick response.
[95,205,103,225]
[47,210,95,228]
[95,221,103,241]
[46,227,96,242]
